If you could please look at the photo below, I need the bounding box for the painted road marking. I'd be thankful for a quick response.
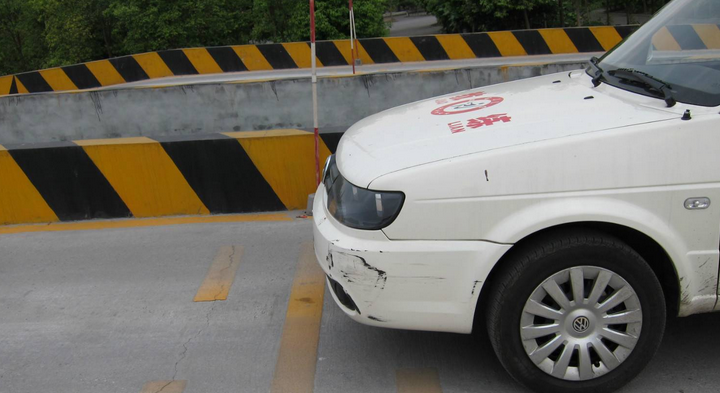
[396,368,443,393]
[194,246,244,302]
[0,213,292,235]
[140,380,186,393]
[270,241,325,393]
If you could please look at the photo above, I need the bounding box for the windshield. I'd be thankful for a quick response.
[595,0,720,106]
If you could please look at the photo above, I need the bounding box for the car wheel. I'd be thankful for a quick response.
[486,230,666,393]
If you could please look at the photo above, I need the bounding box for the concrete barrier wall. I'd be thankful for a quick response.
[0,61,588,145]
[0,130,341,226]
[0,26,636,96]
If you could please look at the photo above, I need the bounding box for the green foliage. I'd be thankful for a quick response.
[426,0,569,32]
[388,0,425,12]
[0,0,388,76]
[425,0,671,33]
[257,0,388,42]
[34,0,115,66]
[0,0,47,74]
[108,0,255,54]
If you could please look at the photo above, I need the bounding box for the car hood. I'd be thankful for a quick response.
[336,70,683,188]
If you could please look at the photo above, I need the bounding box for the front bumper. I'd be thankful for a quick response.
[312,184,512,334]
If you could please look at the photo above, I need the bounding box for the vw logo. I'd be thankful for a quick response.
[572,316,590,333]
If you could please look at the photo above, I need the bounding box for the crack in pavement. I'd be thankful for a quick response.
[155,246,235,392]
[211,246,236,301]
[155,301,217,393]
[153,381,173,393]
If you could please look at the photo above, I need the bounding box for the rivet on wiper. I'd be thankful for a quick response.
[682,110,692,121]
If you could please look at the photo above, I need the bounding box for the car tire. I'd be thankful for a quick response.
[485,229,666,393]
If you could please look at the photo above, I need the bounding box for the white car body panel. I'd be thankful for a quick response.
[315,69,720,331]
[338,71,680,188]
[313,187,512,333]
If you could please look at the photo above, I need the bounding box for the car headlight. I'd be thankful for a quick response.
[323,155,404,230]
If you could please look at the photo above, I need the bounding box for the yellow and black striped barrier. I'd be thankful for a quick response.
[0,130,342,226]
[0,26,637,96]
[651,24,720,51]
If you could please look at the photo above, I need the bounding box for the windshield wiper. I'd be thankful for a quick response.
[609,68,677,107]
[588,56,604,87]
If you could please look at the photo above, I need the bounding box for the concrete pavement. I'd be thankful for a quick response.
[0,214,718,393]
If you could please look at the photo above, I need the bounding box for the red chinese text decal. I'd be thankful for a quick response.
[447,114,512,134]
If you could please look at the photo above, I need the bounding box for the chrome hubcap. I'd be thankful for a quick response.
[520,266,643,381]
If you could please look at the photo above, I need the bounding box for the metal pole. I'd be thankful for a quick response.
[349,0,355,74]
[351,6,358,64]
[311,0,320,186]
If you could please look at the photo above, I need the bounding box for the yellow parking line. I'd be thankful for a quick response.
[0,213,292,235]
[140,380,186,393]
[194,246,244,302]
[270,241,326,393]
[396,368,443,393]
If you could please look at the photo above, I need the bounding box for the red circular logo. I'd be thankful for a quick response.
[431,96,504,116]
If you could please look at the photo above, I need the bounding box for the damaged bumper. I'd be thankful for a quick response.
[312,184,512,334]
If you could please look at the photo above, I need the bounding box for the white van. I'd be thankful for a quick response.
[313,0,720,391]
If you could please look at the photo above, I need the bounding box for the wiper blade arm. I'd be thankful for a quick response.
[610,68,677,107]
[588,56,604,87]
